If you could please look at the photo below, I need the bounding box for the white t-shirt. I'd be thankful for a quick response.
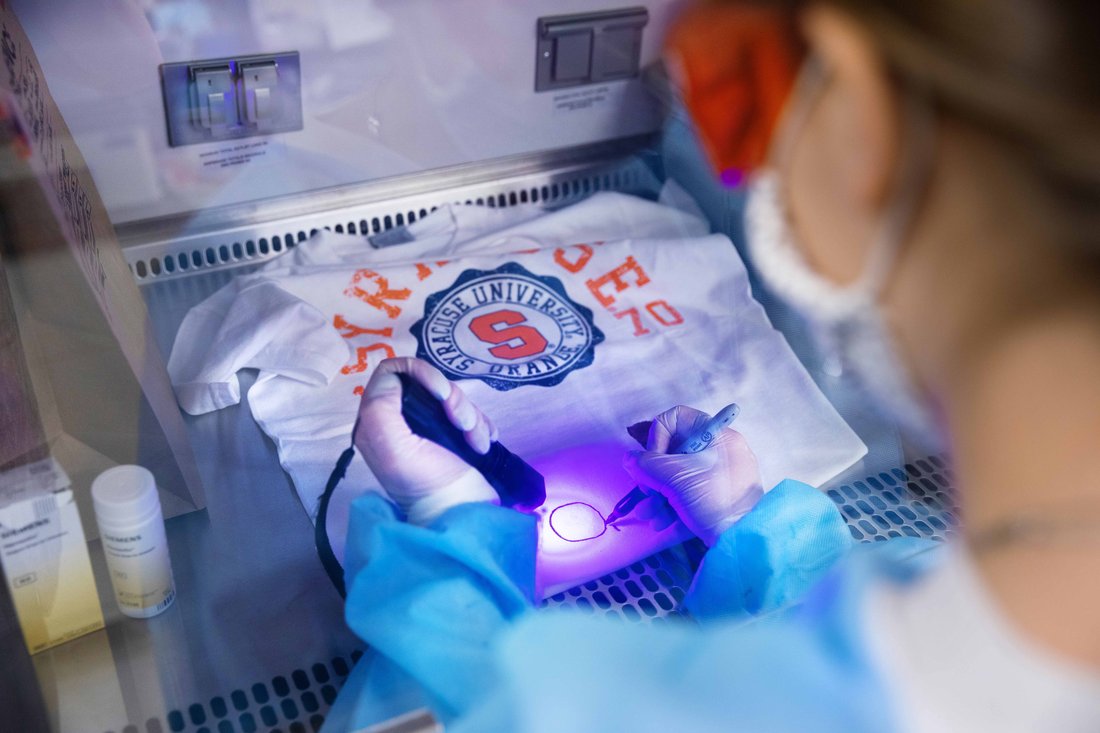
[169,191,867,594]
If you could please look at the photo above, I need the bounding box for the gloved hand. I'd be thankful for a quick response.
[622,405,764,546]
[355,357,499,525]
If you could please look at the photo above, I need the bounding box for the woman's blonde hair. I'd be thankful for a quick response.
[746,0,1100,246]
[721,0,1100,245]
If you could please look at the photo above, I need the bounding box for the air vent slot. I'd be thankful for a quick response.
[122,163,655,284]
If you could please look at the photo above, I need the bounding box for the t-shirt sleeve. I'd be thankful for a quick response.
[168,278,348,415]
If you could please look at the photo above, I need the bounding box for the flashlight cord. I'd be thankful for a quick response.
[314,444,356,598]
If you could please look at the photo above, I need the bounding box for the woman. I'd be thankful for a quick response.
[324,1,1100,730]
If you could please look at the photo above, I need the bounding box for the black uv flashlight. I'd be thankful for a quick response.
[397,373,546,512]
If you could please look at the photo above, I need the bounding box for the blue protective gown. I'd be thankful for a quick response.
[322,480,942,732]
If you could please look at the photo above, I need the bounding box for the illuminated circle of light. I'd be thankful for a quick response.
[548,502,608,543]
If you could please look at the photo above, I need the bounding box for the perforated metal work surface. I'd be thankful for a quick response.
[827,455,958,544]
[99,652,362,733]
[541,543,704,622]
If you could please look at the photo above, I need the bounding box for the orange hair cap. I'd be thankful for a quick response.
[666,2,805,186]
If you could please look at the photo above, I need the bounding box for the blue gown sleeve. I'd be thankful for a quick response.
[684,478,855,622]
[336,493,538,720]
[324,481,915,732]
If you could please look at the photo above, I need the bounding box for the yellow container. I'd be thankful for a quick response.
[0,458,105,654]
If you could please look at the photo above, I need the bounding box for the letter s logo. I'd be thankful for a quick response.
[468,310,548,360]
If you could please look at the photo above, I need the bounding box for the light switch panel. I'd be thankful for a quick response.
[553,31,593,83]
[190,65,233,132]
[536,7,648,92]
[161,52,303,148]
[240,61,279,127]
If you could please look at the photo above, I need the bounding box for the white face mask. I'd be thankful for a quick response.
[744,79,946,453]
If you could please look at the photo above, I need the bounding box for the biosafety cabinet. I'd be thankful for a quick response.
[0,2,956,732]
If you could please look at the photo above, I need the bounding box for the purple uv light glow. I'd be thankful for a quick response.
[548,502,608,542]
[720,167,746,188]
[532,441,692,598]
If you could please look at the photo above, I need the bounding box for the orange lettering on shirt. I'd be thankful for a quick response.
[614,307,651,337]
[646,300,684,327]
[341,343,397,375]
[553,244,595,273]
[586,256,651,308]
[415,260,451,281]
[333,315,394,340]
[344,269,411,318]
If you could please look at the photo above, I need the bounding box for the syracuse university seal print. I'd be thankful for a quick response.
[411,262,604,391]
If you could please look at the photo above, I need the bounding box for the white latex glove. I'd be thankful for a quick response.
[622,405,764,546]
[355,357,500,525]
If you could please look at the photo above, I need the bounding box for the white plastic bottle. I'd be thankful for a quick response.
[91,465,176,619]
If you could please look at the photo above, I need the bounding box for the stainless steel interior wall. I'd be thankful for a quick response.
[13,0,688,225]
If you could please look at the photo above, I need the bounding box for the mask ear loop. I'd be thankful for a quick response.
[769,56,939,303]
[765,57,858,376]
[764,58,939,377]
[770,54,831,175]
[857,86,940,299]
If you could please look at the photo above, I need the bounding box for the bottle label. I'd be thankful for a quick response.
[99,516,174,613]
